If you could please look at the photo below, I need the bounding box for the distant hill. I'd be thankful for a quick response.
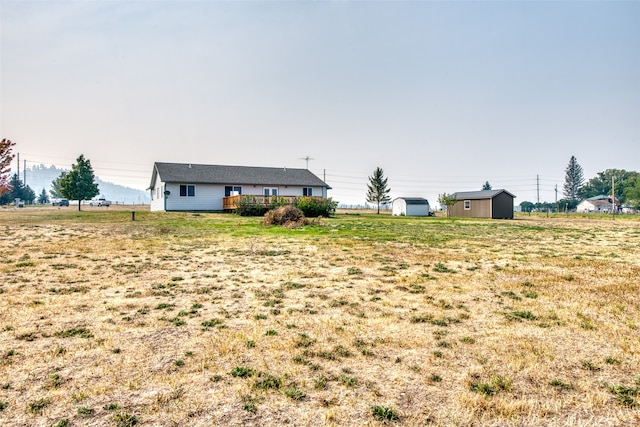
[24,164,149,205]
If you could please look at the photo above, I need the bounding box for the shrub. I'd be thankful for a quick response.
[371,405,400,422]
[263,206,306,228]
[235,196,269,216]
[295,197,337,217]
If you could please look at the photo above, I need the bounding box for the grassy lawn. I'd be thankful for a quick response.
[1,207,639,426]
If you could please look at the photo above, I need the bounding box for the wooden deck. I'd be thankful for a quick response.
[223,195,324,211]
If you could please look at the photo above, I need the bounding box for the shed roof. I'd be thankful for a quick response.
[452,189,515,200]
[151,162,331,189]
[393,197,430,205]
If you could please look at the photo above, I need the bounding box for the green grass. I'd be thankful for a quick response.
[371,405,400,422]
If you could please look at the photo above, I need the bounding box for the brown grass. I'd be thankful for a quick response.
[0,207,639,426]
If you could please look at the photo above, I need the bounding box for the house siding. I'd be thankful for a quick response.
[451,199,491,218]
[164,183,224,211]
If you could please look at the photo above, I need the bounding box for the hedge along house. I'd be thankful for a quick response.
[392,197,431,216]
[149,162,331,212]
[450,189,515,219]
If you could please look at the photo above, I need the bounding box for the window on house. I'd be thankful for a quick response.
[180,185,195,197]
[225,186,243,197]
[263,187,278,196]
[464,200,471,210]
[303,187,313,196]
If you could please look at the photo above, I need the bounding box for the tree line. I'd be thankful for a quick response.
[521,156,640,212]
[0,140,100,210]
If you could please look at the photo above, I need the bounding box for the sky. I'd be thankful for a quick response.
[1,0,639,206]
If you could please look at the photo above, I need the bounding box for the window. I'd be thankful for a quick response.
[263,187,278,196]
[464,200,471,210]
[303,187,313,196]
[180,184,195,197]
[225,186,242,197]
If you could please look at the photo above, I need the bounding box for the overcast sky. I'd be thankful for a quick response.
[1,0,638,205]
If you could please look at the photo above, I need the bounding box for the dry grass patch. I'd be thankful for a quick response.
[0,209,639,425]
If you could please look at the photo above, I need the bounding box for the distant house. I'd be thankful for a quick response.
[577,195,620,213]
[392,197,431,216]
[149,162,331,212]
[450,189,515,219]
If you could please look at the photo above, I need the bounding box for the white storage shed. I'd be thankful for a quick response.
[392,197,431,216]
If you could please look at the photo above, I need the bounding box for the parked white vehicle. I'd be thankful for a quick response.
[90,198,111,207]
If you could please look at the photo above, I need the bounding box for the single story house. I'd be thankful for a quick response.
[577,195,620,213]
[450,189,515,219]
[392,197,431,216]
[149,162,331,212]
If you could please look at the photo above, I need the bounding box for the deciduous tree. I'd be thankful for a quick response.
[59,155,99,211]
[0,138,16,197]
[581,169,638,203]
[438,193,457,218]
[366,167,391,214]
[50,173,66,199]
[623,175,640,210]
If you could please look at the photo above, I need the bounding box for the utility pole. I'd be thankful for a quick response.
[612,176,615,220]
[300,156,314,170]
[24,159,26,185]
[555,185,558,213]
[536,175,540,206]
[17,153,20,181]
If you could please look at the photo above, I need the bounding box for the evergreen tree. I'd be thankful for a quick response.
[366,167,391,214]
[563,156,584,202]
[38,188,50,204]
[59,155,99,211]
[482,181,492,190]
[0,173,35,205]
[0,138,16,197]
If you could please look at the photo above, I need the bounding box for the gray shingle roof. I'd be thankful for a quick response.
[452,189,515,200]
[394,197,429,205]
[152,162,331,189]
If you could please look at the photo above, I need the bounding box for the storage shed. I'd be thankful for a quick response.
[450,189,515,219]
[392,197,431,216]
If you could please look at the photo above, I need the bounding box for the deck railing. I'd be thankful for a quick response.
[223,195,323,211]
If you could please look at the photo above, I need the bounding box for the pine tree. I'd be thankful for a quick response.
[482,181,492,191]
[38,188,50,204]
[366,167,391,214]
[59,155,99,211]
[0,173,35,205]
[563,156,584,202]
